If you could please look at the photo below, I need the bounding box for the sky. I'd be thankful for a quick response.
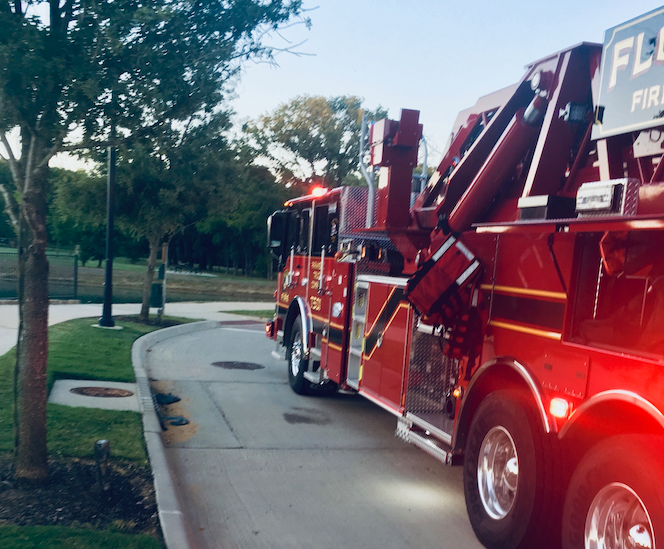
[228,0,664,164]
[48,0,664,170]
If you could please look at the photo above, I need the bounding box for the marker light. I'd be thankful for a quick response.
[311,186,328,197]
[452,387,463,399]
[549,397,571,419]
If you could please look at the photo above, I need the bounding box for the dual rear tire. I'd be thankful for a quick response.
[464,392,662,549]
[561,434,663,549]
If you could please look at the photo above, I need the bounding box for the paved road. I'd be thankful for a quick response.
[145,320,483,549]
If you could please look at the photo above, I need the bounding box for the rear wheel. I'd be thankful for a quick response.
[288,322,310,395]
[562,434,664,549]
[464,390,562,549]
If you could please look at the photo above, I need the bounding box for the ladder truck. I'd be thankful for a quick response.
[266,7,664,548]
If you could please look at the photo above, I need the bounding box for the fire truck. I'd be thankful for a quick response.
[266,7,664,549]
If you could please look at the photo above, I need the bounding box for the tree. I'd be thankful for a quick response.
[244,95,387,189]
[0,162,14,244]
[198,161,290,277]
[117,114,237,320]
[0,0,306,481]
[49,168,106,265]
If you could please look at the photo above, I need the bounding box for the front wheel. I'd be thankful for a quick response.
[562,434,664,549]
[463,390,562,549]
[288,322,310,395]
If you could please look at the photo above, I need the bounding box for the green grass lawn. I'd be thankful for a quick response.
[46,318,154,390]
[0,525,162,549]
[0,317,170,546]
[0,318,158,461]
[91,257,275,284]
[226,309,274,318]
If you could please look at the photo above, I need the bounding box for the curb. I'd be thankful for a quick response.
[131,320,222,549]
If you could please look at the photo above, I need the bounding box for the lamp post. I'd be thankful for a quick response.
[99,136,116,327]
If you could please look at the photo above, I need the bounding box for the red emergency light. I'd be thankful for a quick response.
[311,186,328,198]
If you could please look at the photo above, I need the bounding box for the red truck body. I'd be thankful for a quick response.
[266,7,664,549]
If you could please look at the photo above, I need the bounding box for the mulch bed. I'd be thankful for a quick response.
[0,457,160,538]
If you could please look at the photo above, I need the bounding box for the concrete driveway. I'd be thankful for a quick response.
[145,320,483,549]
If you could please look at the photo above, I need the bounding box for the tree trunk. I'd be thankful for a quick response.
[139,236,160,321]
[14,166,50,481]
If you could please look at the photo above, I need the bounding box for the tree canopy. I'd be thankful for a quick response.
[244,95,387,190]
[0,0,307,481]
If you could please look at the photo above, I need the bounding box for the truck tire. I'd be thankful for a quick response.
[561,434,664,549]
[288,321,310,395]
[463,390,561,549]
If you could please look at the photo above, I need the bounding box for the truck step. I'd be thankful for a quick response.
[396,417,463,466]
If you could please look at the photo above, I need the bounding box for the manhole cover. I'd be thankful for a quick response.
[70,387,134,398]
[211,361,264,371]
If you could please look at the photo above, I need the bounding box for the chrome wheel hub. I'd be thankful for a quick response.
[290,337,303,377]
[585,483,654,549]
[478,426,519,520]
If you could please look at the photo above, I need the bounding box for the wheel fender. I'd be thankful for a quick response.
[558,390,664,441]
[284,296,313,358]
[453,357,552,451]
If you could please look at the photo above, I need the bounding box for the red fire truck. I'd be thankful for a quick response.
[266,7,664,549]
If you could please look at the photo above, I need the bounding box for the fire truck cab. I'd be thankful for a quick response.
[266,7,664,549]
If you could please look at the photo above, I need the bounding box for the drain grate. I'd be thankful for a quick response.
[155,393,181,405]
[163,416,189,426]
[211,361,264,371]
[70,387,134,398]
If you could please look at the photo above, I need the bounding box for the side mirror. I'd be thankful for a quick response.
[267,211,290,266]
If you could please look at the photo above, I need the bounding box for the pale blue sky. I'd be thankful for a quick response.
[231,0,664,163]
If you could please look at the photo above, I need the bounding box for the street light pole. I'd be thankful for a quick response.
[99,139,116,327]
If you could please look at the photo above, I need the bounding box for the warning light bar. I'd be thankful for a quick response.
[311,186,328,197]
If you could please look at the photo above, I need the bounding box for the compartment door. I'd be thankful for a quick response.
[359,279,411,413]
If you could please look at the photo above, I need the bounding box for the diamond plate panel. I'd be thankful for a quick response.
[576,178,640,218]
[339,187,369,235]
[405,314,458,436]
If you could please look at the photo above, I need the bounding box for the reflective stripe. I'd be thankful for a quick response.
[432,236,457,262]
[455,240,475,261]
[457,260,480,286]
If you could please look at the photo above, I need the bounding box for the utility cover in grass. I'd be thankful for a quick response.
[49,380,140,411]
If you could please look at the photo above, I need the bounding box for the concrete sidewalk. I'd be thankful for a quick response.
[0,301,274,356]
[0,300,273,549]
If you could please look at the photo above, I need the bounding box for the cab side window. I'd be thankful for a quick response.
[311,203,339,256]
[312,205,328,255]
[297,209,310,254]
